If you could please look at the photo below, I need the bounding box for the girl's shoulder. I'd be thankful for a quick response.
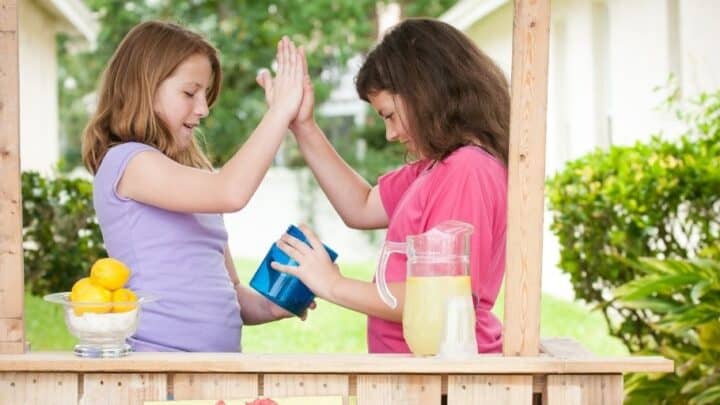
[98,142,159,173]
[105,141,159,159]
[439,145,506,176]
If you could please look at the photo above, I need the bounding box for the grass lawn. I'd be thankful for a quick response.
[26,259,627,355]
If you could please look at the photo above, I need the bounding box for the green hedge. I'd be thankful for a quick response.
[547,90,720,353]
[616,257,720,405]
[21,171,106,296]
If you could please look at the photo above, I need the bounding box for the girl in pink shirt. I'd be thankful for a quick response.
[261,19,509,353]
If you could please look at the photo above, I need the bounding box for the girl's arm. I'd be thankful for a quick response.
[223,244,304,325]
[271,225,405,322]
[294,123,388,230]
[257,50,388,230]
[118,38,303,214]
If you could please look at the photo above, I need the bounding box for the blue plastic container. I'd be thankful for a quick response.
[250,225,338,316]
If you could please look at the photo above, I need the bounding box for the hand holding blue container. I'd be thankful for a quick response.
[250,225,338,316]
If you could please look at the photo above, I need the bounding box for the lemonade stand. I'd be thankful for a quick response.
[0,1,673,403]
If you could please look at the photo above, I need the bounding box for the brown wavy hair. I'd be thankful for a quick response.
[82,21,221,174]
[356,18,510,165]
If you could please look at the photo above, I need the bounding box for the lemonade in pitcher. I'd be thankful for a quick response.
[376,220,478,356]
[404,275,473,355]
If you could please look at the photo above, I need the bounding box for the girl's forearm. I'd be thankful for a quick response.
[217,109,291,211]
[325,276,405,323]
[292,123,380,229]
[236,284,277,325]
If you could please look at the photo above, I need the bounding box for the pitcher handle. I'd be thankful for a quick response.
[376,241,406,309]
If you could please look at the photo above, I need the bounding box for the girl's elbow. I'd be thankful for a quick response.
[341,216,359,229]
[341,215,368,230]
[221,189,249,212]
[342,217,378,230]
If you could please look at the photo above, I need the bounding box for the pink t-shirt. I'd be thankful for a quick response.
[368,145,507,353]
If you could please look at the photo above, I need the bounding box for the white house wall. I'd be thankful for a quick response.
[606,0,677,146]
[680,0,720,96]
[19,0,61,174]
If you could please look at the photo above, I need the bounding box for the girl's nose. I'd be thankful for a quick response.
[195,95,209,118]
[385,126,397,142]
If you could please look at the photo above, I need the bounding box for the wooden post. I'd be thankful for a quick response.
[0,0,25,354]
[502,0,551,356]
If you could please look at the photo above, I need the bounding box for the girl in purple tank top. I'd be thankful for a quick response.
[81,21,309,352]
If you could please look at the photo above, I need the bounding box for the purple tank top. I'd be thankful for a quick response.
[93,142,242,352]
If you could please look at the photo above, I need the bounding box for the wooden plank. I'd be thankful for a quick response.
[356,375,441,405]
[0,372,78,405]
[173,373,258,400]
[264,374,349,404]
[546,374,624,405]
[503,0,552,357]
[81,373,167,405]
[0,0,18,29]
[0,352,675,374]
[0,318,23,341]
[447,375,533,404]
[0,0,24,354]
[0,342,25,353]
[541,338,595,359]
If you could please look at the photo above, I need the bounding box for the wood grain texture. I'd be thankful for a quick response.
[0,0,24,354]
[0,352,674,374]
[503,0,552,357]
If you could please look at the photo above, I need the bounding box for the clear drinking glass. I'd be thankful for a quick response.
[437,294,478,358]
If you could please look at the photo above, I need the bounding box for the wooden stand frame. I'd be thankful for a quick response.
[0,0,673,404]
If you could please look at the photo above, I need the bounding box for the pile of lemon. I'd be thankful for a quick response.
[70,258,137,315]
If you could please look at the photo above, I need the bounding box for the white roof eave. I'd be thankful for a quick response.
[37,0,99,49]
[440,0,510,31]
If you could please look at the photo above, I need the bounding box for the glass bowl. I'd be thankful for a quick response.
[43,292,156,358]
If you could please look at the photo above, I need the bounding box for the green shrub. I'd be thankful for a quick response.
[21,171,106,296]
[546,90,720,353]
[615,257,720,405]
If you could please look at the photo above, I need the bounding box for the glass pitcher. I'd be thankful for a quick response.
[376,220,476,356]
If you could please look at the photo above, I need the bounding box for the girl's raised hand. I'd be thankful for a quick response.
[257,43,314,131]
[289,47,316,133]
[267,36,303,124]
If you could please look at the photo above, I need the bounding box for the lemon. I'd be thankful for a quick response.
[70,283,112,315]
[70,277,93,299]
[112,288,138,313]
[90,258,131,290]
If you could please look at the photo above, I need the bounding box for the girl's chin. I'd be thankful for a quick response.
[175,130,194,148]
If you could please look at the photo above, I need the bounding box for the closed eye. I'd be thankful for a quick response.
[383,113,394,120]
[184,91,194,97]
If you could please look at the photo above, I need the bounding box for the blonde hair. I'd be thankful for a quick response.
[82,21,221,174]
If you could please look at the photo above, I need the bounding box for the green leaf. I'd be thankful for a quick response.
[615,274,700,301]
[690,384,720,405]
[617,297,681,313]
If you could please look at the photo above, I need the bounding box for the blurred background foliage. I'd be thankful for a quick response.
[58,0,455,179]
[547,89,720,402]
[616,257,720,405]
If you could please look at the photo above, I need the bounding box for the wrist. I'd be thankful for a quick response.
[265,297,280,321]
[266,107,293,126]
[325,273,344,303]
[290,120,320,138]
